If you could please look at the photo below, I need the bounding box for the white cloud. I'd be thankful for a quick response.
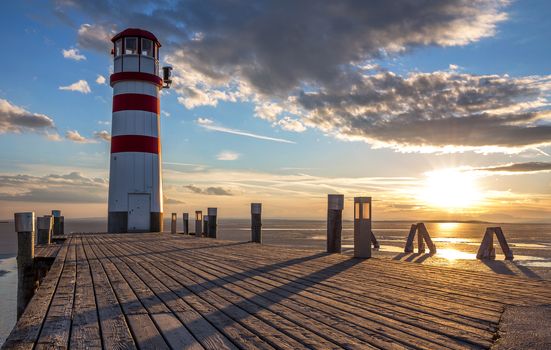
[276,116,306,132]
[217,151,240,161]
[93,130,111,142]
[95,75,106,85]
[59,80,91,94]
[196,118,295,144]
[65,130,96,143]
[62,48,86,61]
[161,110,171,117]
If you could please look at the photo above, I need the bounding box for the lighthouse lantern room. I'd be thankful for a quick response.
[108,28,171,233]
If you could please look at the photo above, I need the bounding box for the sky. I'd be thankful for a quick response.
[1,0,550,222]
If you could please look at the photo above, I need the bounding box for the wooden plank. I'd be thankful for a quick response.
[98,235,272,349]
[126,314,170,350]
[150,241,485,349]
[92,236,237,350]
[70,237,102,349]
[152,313,205,350]
[35,237,76,349]
[85,236,170,350]
[81,236,137,350]
[2,238,70,350]
[126,236,454,349]
[34,245,61,260]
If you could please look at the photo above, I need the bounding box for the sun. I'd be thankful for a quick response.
[420,168,482,210]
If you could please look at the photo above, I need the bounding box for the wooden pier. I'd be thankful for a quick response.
[4,233,551,349]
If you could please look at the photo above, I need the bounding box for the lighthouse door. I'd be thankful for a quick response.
[128,193,151,232]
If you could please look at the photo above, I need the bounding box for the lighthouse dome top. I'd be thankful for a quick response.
[112,28,161,47]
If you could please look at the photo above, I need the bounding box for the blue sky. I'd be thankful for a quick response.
[1,0,550,221]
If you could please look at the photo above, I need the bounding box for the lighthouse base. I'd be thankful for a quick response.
[108,212,163,233]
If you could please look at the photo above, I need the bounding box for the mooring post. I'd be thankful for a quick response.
[417,223,426,253]
[15,212,36,319]
[354,197,372,258]
[36,216,53,245]
[251,203,262,243]
[171,213,177,234]
[51,210,64,235]
[417,223,437,254]
[326,194,344,253]
[195,211,202,237]
[183,213,189,235]
[203,215,209,237]
[208,208,217,238]
[404,224,418,253]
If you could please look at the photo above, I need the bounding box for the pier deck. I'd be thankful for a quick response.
[4,233,551,349]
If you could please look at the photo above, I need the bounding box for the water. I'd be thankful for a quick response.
[1,219,551,344]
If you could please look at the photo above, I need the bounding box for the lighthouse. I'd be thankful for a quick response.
[107,28,172,233]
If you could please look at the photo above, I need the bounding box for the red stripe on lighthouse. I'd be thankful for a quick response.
[113,94,159,113]
[110,72,163,87]
[111,135,160,154]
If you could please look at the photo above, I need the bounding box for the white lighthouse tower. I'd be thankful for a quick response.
[107,28,171,233]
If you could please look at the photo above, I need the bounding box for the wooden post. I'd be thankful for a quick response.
[417,223,436,254]
[477,227,513,260]
[170,213,177,234]
[36,216,53,245]
[208,208,217,238]
[354,197,372,258]
[417,223,426,253]
[183,213,189,235]
[15,212,36,319]
[251,203,262,243]
[51,210,64,235]
[326,194,344,253]
[203,215,209,237]
[494,227,514,260]
[195,211,202,237]
[404,224,418,253]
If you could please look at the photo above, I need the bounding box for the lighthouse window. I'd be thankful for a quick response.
[115,39,122,56]
[125,37,138,54]
[141,38,154,57]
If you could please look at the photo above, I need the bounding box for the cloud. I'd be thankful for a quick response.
[53,1,551,154]
[217,151,239,161]
[59,80,91,94]
[184,184,233,196]
[93,130,111,142]
[276,116,306,133]
[0,172,107,203]
[77,23,114,53]
[197,118,295,144]
[476,162,551,174]
[292,71,551,153]
[95,75,106,85]
[164,195,185,204]
[62,48,86,61]
[161,110,170,117]
[0,98,55,134]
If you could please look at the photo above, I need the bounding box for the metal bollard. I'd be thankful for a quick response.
[195,211,202,237]
[208,208,217,238]
[251,203,262,243]
[183,213,189,234]
[327,194,344,253]
[36,216,53,245]
[171,213,177,234]
[354,197,372,258]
